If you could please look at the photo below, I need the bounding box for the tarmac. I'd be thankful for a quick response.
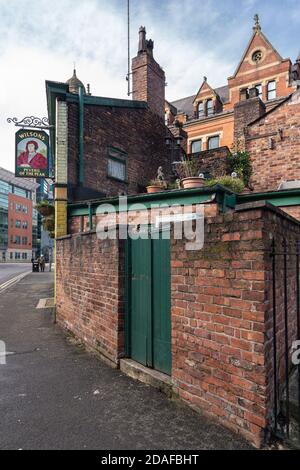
[0,272,253,450]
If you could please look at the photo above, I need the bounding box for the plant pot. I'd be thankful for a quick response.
[43,217,55,232]
[36,205,54,217]
[181,177,205,189]
[146,185,164,194]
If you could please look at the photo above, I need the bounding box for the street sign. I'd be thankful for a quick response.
[15,129,49,178]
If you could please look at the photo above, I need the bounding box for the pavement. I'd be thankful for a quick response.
[0,263,32,285]
[0,272,253,450]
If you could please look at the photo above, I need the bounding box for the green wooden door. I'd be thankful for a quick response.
[130,238,152,367]
[127,233,171,375]
[152,237,171,374]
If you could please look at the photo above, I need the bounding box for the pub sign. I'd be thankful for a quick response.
[15,129,49,178]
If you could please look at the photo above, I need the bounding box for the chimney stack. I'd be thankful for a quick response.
[234,88,266,142]
[132,26,165,120]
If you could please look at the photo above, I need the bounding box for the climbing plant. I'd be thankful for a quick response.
[227,141,252,186]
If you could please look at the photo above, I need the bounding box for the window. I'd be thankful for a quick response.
[191,140,202,154]
[15,252,21,260]
[267,81,276,100]
[252,50,263,63]
[255,84,262,99]
[206,99,214,116]
[208,135,220,150]
[22,237,28,245]
[22,253,27,260]
[197,102,204,117]
[107,147,127,182]
[22,221,28,229]
[15,220,21,228]
[10,252,13,260]
[15,235,21,245]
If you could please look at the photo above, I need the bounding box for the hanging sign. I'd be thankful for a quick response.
[15,129,49,178]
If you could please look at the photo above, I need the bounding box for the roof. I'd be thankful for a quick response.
[170,85,229,117]
[66,69,86,94]
[0,166,39,191]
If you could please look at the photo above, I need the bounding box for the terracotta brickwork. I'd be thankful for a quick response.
[171,204,300,446]
[246,91,300,191]
[169,21,298,163]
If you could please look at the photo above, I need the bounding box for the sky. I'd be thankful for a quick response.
[0,0,300,172]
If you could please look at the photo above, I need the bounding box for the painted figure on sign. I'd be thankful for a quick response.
[17,140,47,170]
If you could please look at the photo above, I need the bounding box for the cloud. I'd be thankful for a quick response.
[0,0,298,172]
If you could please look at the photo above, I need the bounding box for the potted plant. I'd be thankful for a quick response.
[175,159,205,189]
[146,166,167,194]
[35,199,54,217]
[42,216,55,232]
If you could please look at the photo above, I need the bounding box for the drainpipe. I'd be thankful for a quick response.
[88,202,93,231]
[78,85,84,185]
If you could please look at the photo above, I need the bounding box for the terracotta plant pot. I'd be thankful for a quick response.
[36,205,54,217]
[181,177,205,189]
[146,185,164,194]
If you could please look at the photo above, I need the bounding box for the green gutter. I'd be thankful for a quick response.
[79,86,84,185]
[68,185,236,217]
[238,188,300,207]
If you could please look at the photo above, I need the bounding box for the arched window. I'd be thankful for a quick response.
[197,102,204,118]
[206,99,214,115]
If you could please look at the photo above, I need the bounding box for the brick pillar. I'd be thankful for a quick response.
[234,89,266,144]
[55,99,68,238]
[132,27,165,120]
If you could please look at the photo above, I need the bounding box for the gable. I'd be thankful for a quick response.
[231,29,284,79]
[193,79,217,104]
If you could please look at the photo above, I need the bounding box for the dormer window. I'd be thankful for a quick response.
[197,102,204,118]
[206,99,214,116]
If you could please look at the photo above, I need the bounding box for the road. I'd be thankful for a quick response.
[0,272,253,450]
[0,263,32,286]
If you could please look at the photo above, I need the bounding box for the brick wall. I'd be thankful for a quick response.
[132,52,165,119]
[56,201,300,447]
[234,96,266,142]
[56,231,125,365]
[67,102,173,198]
[171,203,300,446]
[246,91,300,191]
[192,146,230,178]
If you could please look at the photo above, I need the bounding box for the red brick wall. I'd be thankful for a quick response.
[57,202,300,447]
[171,203,300,447]
[246,91,300,191]
[132,52,165,119]
[68,102,173,198]
[56,232,125,365]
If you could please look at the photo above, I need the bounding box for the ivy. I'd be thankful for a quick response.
[227,141,252,186]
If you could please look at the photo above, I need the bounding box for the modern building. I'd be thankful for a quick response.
[0,167,39,262]
[166,15,300,154]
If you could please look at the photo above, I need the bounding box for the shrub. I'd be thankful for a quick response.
[204,176,245,193]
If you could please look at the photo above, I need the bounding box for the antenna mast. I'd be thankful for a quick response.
[127,0,131,96]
